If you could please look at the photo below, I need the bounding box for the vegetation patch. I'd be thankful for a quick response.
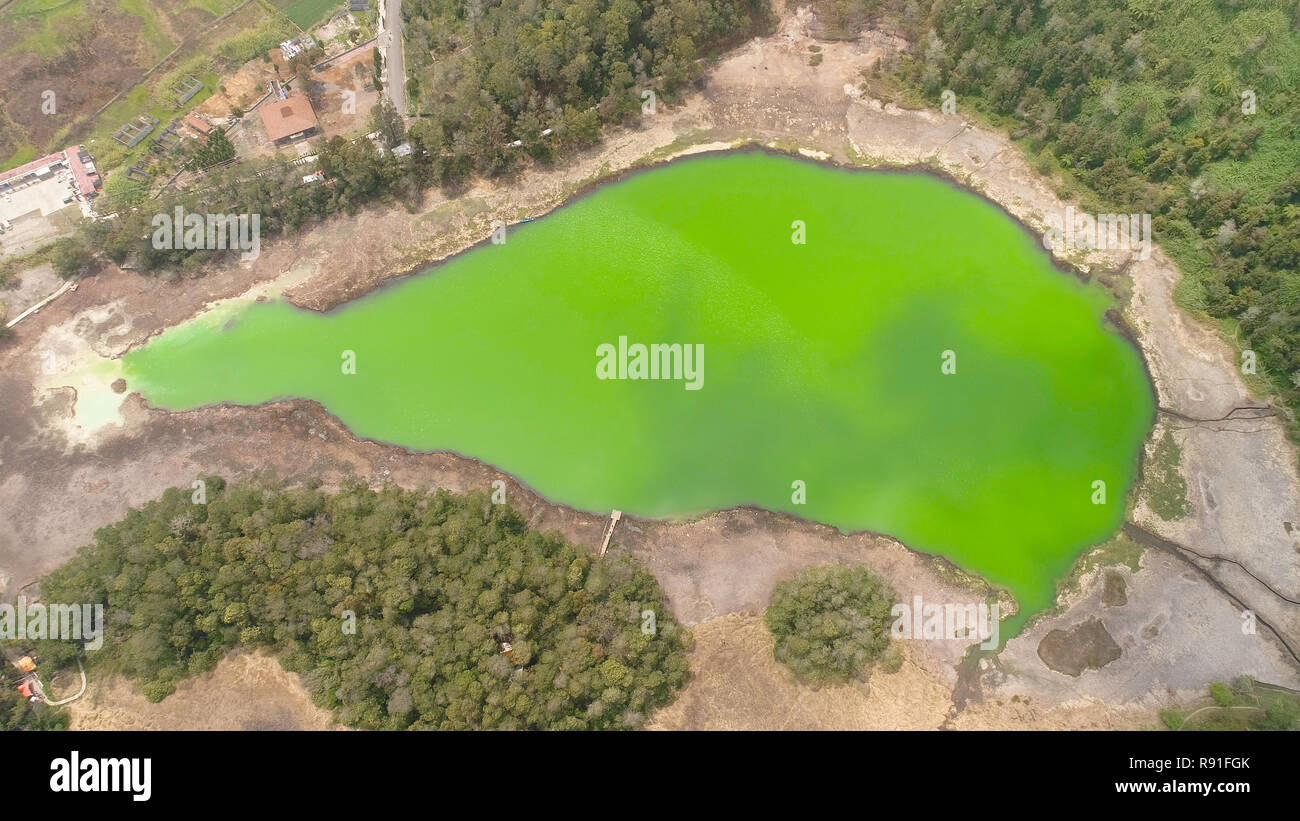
[282,0,337,28]
[1056,534,1144,601]
[1160,676,1300,730]
[0,681,68,731]
[1143,430,1192,521]
[19,479,691,730]
[765,564,899,686]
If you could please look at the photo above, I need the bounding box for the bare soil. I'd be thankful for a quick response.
[69,651,338,730]
[0,0,156,160]
[196,59,280,122]
[312,50,379,137]
[648,613,952,731]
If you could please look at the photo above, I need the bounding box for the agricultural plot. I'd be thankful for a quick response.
[0,0,281,178]
[279,0,338,28]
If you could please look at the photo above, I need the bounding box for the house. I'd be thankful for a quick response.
[65,146,101,199]
[279,34,316,61]
[259,93,320,146]
[0,146,99,199]
[0,151,65,194]
[348,0,370,10]
[184,114,214,136]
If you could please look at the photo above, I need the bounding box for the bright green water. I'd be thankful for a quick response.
[123,152,1154,621]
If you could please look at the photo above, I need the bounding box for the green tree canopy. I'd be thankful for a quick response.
[36,479,691,730]
[765,564,896,686]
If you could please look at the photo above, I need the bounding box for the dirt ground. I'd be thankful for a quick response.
[2,2,1298,729]
[69,651,338,730]
[313,50,379,137]
[650,612,1160,730]
[196,59,280,123]
[0,262,61,316]
[648,613,953,731]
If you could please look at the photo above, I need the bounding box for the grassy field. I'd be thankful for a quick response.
[1162,677,1300,730]
[115,0,179,61]
[281,0,335,28]
[8,0,94,57]
[0,0,266,173]
[0,0,297,181]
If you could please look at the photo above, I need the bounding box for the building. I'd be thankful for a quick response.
[348,0,370,10]
[279,34,316,61]
[64,147,101,199]
[184,114,214,136]
[0,151,66,195]
[0,145,100,199]
[258,93,320,146]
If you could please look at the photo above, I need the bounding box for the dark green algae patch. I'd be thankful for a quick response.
[123,151,1156,631]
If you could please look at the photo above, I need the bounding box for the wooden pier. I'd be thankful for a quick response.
[599,510,622,556]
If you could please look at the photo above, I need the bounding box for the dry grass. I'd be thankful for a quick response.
[648,613,953,730]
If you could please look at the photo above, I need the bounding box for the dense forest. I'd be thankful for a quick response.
[19,480,691,730]
[843,0,1300,429]
[765,564,898,685]
[402,0,770,173]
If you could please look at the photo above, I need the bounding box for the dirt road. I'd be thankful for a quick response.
[378,0,406,116]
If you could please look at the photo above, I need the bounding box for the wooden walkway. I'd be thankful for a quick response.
[599,510,622,556]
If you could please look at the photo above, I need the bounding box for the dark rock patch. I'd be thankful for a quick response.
[1037,617,1122,677]
[1101,571,1127,607]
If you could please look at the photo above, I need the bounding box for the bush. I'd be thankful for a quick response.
[49,237,92,279]
[765,564,896,686]
[0,683,68,731]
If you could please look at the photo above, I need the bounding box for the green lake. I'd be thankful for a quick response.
[123,151,1155,622]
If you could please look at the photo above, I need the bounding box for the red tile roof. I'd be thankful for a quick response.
[259,93,318,142]
[64,146,100,197]
[0,150,66,186]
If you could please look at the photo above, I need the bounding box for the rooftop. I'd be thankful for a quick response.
[259,93,318,143]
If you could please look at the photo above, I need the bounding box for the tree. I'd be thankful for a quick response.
[192,129,236,170]
[102,171,149,209]
[0,681,68,730]
[49,237,93,279]
[36,479,693,729]
[370,98,405,147]
[765,564,896,686]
